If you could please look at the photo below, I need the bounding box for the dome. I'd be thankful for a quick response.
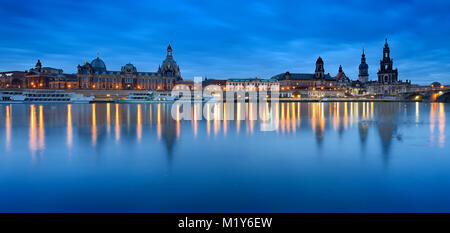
[359,63,368,69]
[431,81,441,87]
[91,57,106,72]
[121,63,137,73]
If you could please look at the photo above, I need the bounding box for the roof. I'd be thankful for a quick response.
[270,73,334,81]
[227,78,278,83]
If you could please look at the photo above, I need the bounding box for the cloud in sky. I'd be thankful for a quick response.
[0,0,449,84]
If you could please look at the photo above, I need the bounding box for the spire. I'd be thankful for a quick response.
[167,43,173,57]
[97,52,100,58]
[339,65,343,73]
[35,59,42,69]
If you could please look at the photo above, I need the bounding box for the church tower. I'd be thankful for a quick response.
[377,38,398,84]
[358,47,369,83]
[315,56,325,79]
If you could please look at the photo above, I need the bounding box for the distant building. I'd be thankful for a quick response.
[226,78,279,92]
[0,71,26,88]
[335,65,351,87]
[358,48,369,83]
[366,38,410,95]
[271,57,339,91]
[77,44,182,90]
[24,60,67,89]
[271,57,353,92]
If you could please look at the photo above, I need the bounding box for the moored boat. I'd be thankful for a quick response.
[0,90,94,104]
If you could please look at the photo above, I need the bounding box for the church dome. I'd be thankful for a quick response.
[121,63,137,73]
[158,44,181,78]
[359,63,368,69]
[91,56,106,72]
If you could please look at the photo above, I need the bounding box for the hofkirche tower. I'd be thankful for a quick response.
[377,37,398,84]
[358,47,369,83]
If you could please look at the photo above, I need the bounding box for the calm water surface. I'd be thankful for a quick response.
[0,102,449,212]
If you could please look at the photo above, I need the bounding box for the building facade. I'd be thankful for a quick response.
[271,57,347,91]
[77,45,182,91]
[0,71,26,88]
[226,78,279,92]
[24,60,70,89]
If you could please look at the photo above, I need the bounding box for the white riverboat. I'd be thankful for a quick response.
[0,90,94,104]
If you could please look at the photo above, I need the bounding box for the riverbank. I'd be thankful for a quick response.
[1,88,445,103]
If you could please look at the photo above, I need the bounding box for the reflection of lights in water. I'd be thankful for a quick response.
[415,102,419,124]
[281,103,285,133]
[157,104,161,140]
[115,104,120,143]
[344,102,348,130]
[38,105,45,150]
[137,104,142,143]
[311,103,316,132]
[214,103,220,136]
[320,103,325,132]
[176,104,180,140]
[92,104,97,146]
[106,103,111,134]
[223,103,227,135]
[333,102,339,131]
[439,103,445,147]
[193,103,198,137]
[362,102,366,119]
[5,105,11,151]
[350,102,353,126]
[29,105,37,159]
[291,102,296,133]
[286,103,291,133]
[206,104,211,136]
[430,103,436,135]
[236,102,241,133]
[371,102,374,119]
[67,104,72,149]
[429,103,445,147]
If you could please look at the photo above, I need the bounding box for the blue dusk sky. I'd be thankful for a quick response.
[0,0,449,84]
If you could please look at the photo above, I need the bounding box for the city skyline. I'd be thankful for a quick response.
[1,0,449,84]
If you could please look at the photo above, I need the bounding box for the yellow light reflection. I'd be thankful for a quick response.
[236,102,241,133]
[38,105,45,150]
[67,104,72,149]
[137,104,142,143]
[115,104,120,143]
[5,105,11,151]
[439,103,445,147]
[106,103,111,134]
[29,105,37,159]
[92,104,97,146]
[157,104,161,140]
